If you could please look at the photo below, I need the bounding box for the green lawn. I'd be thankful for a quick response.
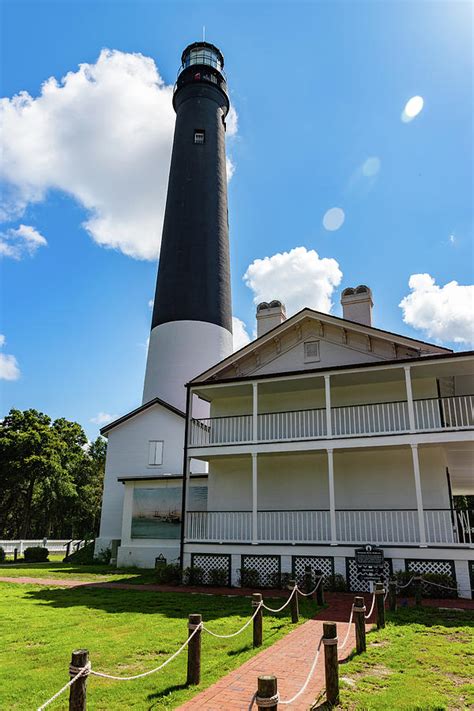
[0,560,158,584]
[334,607,474,711]
[1,581,315,710]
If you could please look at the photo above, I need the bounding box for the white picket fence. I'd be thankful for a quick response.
[0,539,78,555]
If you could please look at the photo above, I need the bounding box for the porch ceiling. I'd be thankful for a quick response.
[444,441,474,494]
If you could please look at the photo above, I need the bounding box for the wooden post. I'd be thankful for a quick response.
[304,565,313,599]
[256,675,278,711]
[315,568,325,606]
[414,576,422,606]
[353,596,366,654]
[323,622,339,706]
[388,579,397,612]
[68,649,89,711]
[13,547,18,562]
[186,614,202,685]
[375,582,385,629]
[289,579,299,623]
[252,593,263,648]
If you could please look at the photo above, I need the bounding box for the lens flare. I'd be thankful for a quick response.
[401,95,424,123]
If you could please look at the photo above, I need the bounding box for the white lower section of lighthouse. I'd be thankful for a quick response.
[142,320,233,411]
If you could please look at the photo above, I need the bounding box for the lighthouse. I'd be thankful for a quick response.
[142,42,233,410]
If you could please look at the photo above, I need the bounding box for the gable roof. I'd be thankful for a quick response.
[100,396,185,436]
[188,307,452,384]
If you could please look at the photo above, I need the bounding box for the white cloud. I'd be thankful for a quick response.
[244,246,343,317]
[401,95,424,123]
[0,335,20,380]
[322,207,345,231]
[399,274,474,344]
[232,316,251,351]
[90,411,117,425]
[0,223,47,259]
[1,49,239,261]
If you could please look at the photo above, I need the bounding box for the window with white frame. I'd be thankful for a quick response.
[148,440,164,466]
[304,340,320,363]
[194,130,205,144]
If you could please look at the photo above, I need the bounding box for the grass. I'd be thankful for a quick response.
[1,581,315,710]
[333,606,474,711]
[0,559,158,584]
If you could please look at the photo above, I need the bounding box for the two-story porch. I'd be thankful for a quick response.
[182,353,474,595]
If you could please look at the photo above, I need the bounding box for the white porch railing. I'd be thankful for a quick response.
[188,395,473,446]
[0,539,77,554]
[186,511,252,542]
[414,395,474,431]
[257,510,331,542]
[186,509,472,546]
[332,400,410,437]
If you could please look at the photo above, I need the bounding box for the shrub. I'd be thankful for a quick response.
[24,547,49,562]
[324,574,347,592]
[238,567,261,588]
[267,572,292,589]
[182,566,204,586]
[0,547,5,563]
[395,570,457,599]
[155,562,181,585]
[93,547,112,565]
[208,567,229,587]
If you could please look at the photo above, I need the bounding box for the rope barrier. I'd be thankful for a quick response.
[37,624,202,709]
[396,576,415,590]
[255,692,280,707]
[364,591,377,619]
[37,663,91,711]
[261,584,298,613]
[295,576,324,598]
[338,605,355,650]
[202,603,263,638]
[278,636,323,705]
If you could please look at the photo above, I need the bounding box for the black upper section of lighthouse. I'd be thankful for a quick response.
[151,42,233,333]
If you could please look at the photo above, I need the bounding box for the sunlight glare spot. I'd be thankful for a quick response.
[323,207,345,232]
[401,95,424,123]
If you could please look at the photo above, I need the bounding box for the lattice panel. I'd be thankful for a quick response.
[406,559,456,594]
[292,556,333,588]
[191,554,231,586]
[347,557,392,593]
[241,555,280,588]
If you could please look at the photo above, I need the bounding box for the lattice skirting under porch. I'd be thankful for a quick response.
[346,557,393,593]
[292,556,334,588]
[240,554,281,588]
[405,559,456,594]
[190,553,231,586]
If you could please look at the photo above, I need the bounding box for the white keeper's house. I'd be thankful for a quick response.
[96,40,474,597]
[182,295,474,597]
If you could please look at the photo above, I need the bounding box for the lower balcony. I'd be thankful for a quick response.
[185,508,473,547]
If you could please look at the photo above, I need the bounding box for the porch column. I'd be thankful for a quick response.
[252,382,258,442]
[252,453,258,544]
[404,366,416,432]
[411,444,427,546]
[182,456,192,543]
[327,448,337,545]
[324,375,332,438]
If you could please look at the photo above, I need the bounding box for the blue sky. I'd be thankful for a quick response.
[1,0,472,439]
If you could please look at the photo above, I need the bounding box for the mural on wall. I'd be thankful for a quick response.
[131,485,207,539]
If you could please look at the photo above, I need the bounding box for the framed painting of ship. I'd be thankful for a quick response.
[131,485,207,539]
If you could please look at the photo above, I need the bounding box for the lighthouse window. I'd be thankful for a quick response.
[194,130,205,144]
[148,440,164,466]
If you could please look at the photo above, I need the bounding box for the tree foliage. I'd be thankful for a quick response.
[0,408,106,539]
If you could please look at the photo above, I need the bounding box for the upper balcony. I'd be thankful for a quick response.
[189,394,474,447]
[188,356,474,450]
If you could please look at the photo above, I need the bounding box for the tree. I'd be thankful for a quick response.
[0,409,106,539]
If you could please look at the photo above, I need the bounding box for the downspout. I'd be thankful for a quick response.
[179,385,192,575]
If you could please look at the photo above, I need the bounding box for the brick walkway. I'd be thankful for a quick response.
[178,595,361,710]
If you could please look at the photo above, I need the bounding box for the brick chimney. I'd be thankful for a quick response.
[341,285,373,326]
[256,300,287,337]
